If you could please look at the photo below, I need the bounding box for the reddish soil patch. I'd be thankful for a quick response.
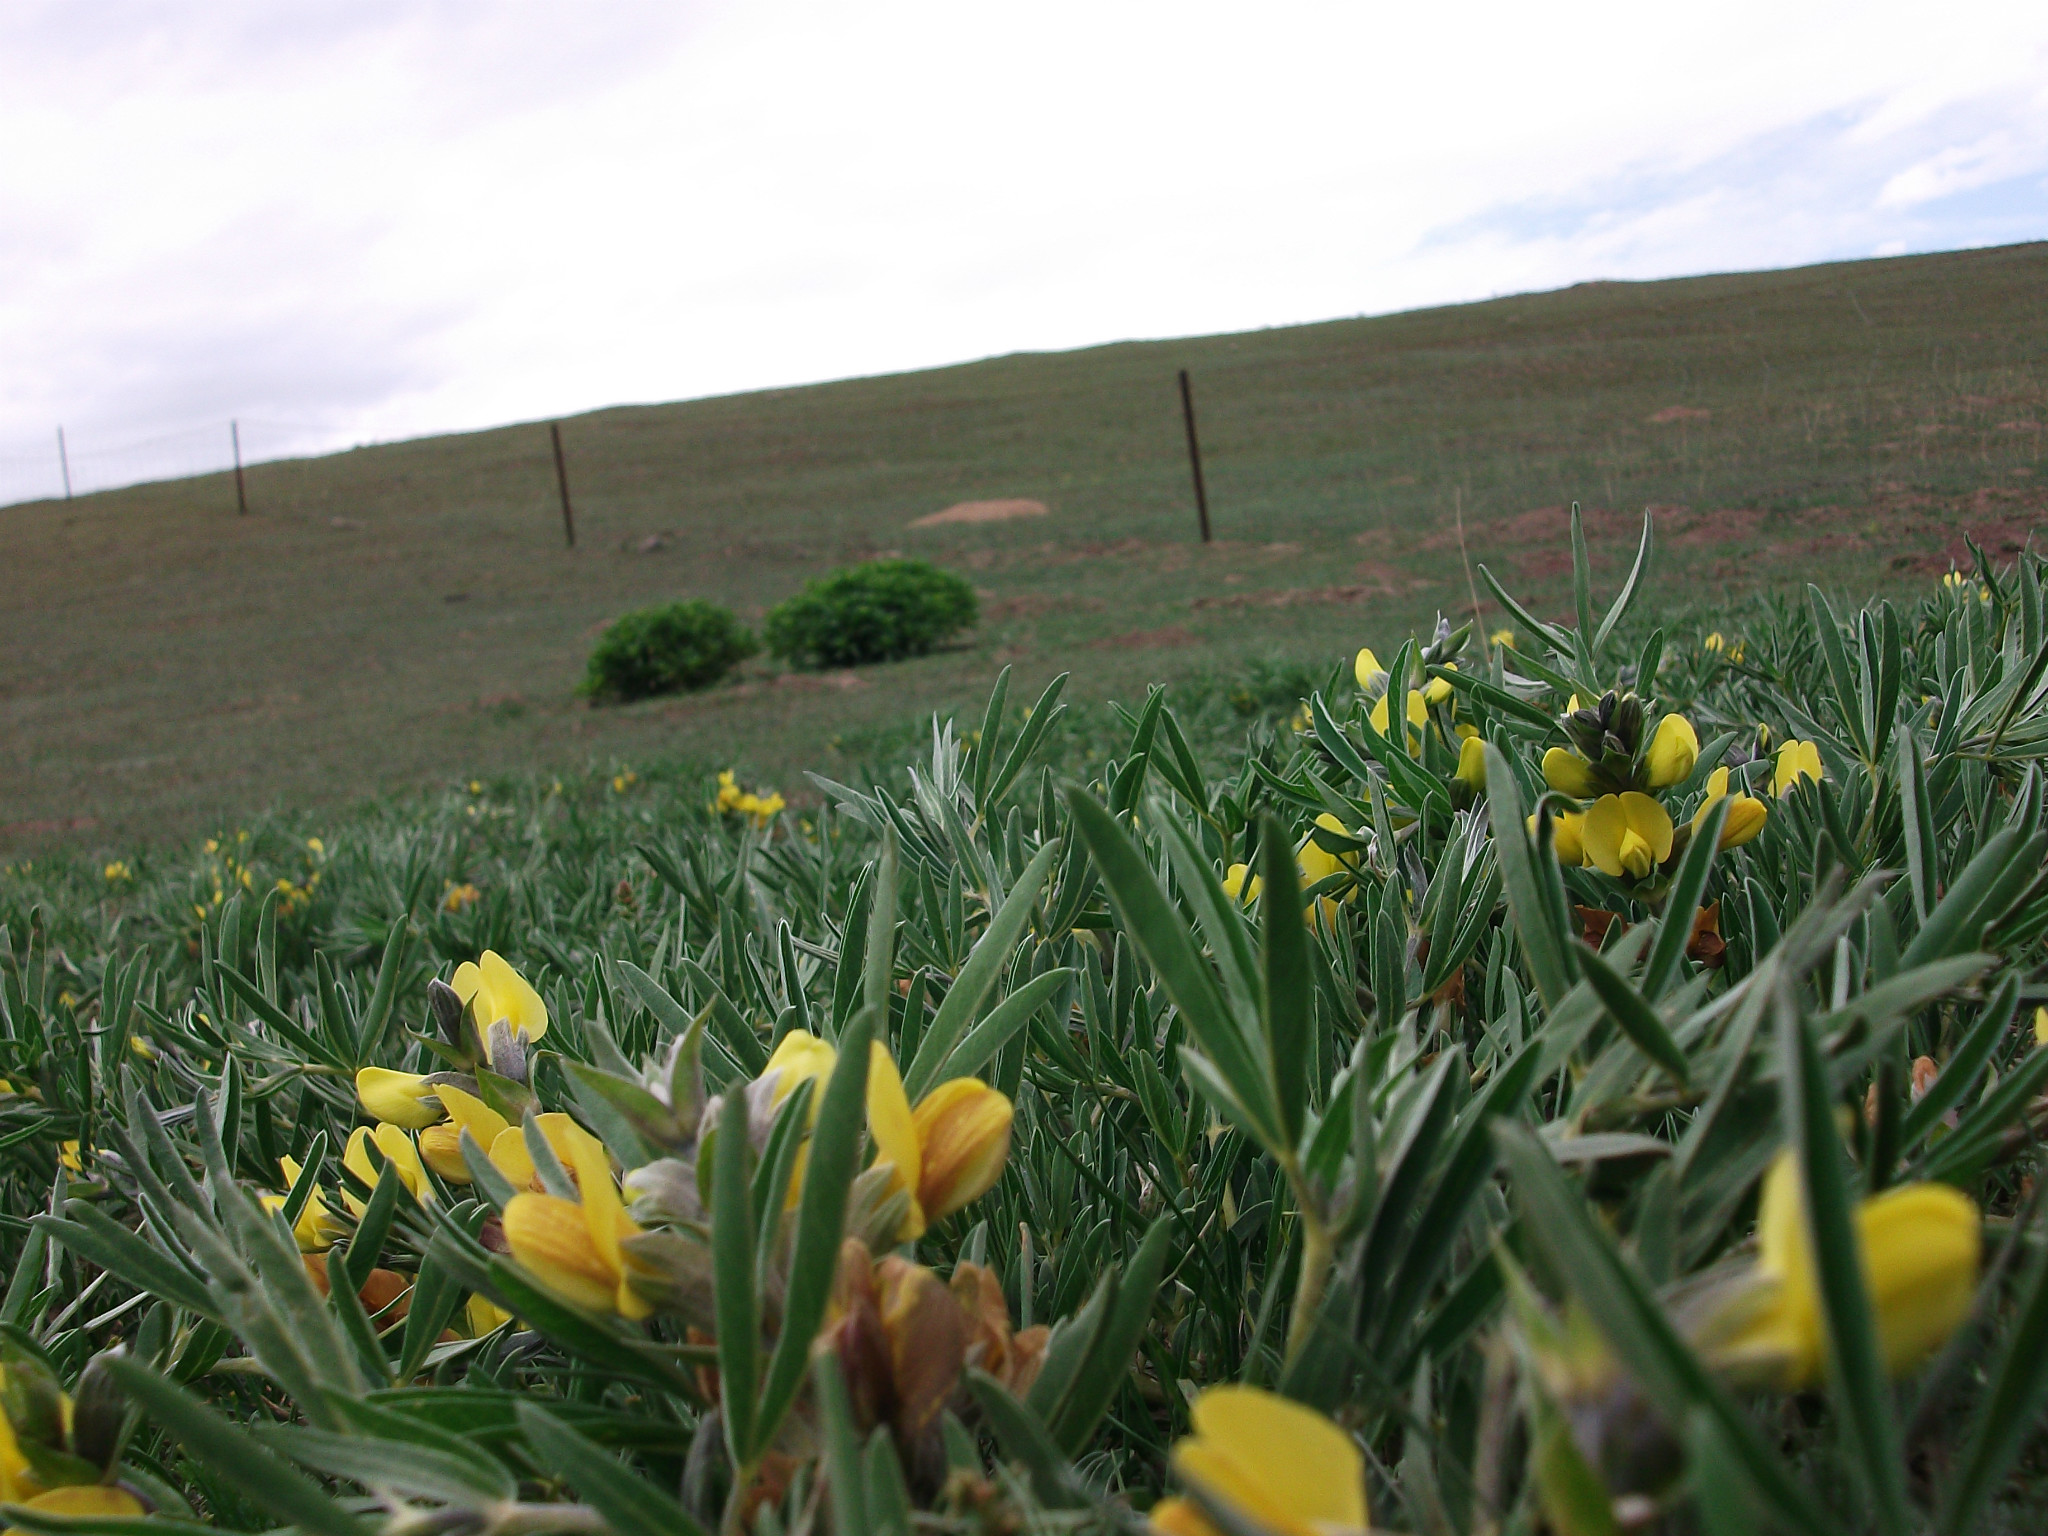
[986,593,1107,620]
[1668,508,1767,547]
[1648,406,1712,424]
[910,498,1048,528]
[1094,626,1198,650]
[1193,583,1418,611]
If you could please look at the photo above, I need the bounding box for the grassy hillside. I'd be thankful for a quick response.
[5,240,2046,853]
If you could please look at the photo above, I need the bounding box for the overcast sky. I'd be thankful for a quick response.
[2,1,2045,491]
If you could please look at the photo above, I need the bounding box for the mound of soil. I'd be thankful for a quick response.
[910,498,1048,528]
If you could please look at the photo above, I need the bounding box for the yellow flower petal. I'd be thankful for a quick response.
[354,1067,445,1130]
[1352,648,1384,690]
[1542,747,1599,798]
[1172,1386,1368,1536]
[1221,863,1264,905]
[503,1192,619,1313]
[1454,733,1487,790]
[1773,739,1824,797]
[1644,712,1699,788]
[765,1030,838,1123]
[911,1078,1013,1223]
[866,1042,927,1240]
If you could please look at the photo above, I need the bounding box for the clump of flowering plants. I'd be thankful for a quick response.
[6,512,2048,1535]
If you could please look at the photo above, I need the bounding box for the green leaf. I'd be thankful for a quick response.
[1573,942,1690,1085]
[1592,509,1654,654]
[1063,786,1280,1148]
[1641,795,1725,1001]
[101,1358,363,1536]
[712,1083,758,1468]
[814,1353,873,1536]
[1047,1216,1172,1454]
[754,1008,876,1463]
[518,1402,713,1536]
[966,1370,1093,1511]
[1256,814,1313,1152]
[903,838,1060,1100]
[931,968,1071,1089]
[1938,1231,2048,1536]
[1495,1124,1844,1536]
[1776,985,1912,1536]
[1482,745,1575,1010]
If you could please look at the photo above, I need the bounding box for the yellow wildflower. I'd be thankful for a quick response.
[867,1045,1013,1242]
[1352,647,1385,690]
[102,861,130,884]
[1152,1385,1368,1536]
[417,1082,513,1183]
[1454,733,1487,790]
[1582,792,1673,880]
[1692,767,1768,849]
[1369,689,1428,739]
[453,950,549,1043]
[1221,863,1264,905]
[2036,1006,2048,1047]
[1490,628,1516,650]
[1714,1152,1979,1388]
[501,1118,651,1318]
[1541,746,1600,799]
[1643,713,1699,789]
[343,1124,432,1209]
[1773,740,1824,797]
[355,1067,447,1130]
[260,1155,341,1250]
[1527,810,1588,866]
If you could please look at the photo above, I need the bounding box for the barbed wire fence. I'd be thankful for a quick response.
[0,419,339,511]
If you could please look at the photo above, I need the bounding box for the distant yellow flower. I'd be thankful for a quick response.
[1541,746,1600,799]
[1643,713,1699,789]
[355,1067,446,1130]
[102,861,130,884]
[2037,1006,2048,1047]
[1692,767,1768,849]
[867,1045,1013,1242]
[305,837,324,856]
[1703,631,1726,652]
[443,881,481,912]
[1490,628,1516,650]
[1352,647,1385,690]
[453,950,549,1043]
[611,770,637,794]
[502,1118,650,1319]
[343,1124,432,1209]
[1582,792,1673,880]
[1773,740,1824,797]
[468,780,483,795]
[1222,863,1264,905]
[1152,1385,1368,1536]
[1714,1152,1979,1388]
[58,1141,82,1173]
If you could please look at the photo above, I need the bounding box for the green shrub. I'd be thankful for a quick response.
[763,557,977,668]
[580,599,756,701]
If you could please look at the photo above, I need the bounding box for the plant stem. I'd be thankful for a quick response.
[1281,1162,1334,1366]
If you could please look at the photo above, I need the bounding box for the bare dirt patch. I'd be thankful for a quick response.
[910,498,1049,528]
[987,593,1107,620]
[1094,626,1198,650]
[1193,583,1419,611]
[1648,406,1712,424]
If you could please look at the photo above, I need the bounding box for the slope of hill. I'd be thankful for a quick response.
[5,241,2046,851]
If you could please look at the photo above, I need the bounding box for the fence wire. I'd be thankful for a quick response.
[0,420,339,509]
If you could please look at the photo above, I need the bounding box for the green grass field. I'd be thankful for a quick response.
[6,240,2045,854]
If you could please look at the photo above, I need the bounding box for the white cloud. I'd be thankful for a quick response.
[1,0,2045,498]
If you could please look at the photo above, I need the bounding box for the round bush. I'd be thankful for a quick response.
[581,600,757,701]
[764,558,978,669]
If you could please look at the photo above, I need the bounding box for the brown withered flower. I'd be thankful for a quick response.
[950,1260,1048,1397]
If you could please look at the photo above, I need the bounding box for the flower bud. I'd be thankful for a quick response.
[353,1068,445,1130]
[1454,733,1487,790]
[911,1078,1013,1224]
[1542,747,1600,799]
[1643,713,1699,789]
[1352,647,1385,690]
